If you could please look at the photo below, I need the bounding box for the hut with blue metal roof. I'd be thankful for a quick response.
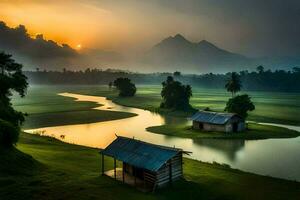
[191,110,245,132]
[100,136,188,191]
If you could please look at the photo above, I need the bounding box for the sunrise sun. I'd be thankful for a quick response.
[76,44,82,50]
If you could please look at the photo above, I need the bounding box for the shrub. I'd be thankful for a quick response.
[0,119,20,147]
[225,94,255,119]
[113,77,136,97]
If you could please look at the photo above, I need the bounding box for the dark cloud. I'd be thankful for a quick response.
[0,21,125,70]
[0,21,79,69]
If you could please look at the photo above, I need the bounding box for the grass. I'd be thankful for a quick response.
[0,132,299,200]
[12,85,136,129]
[13,85,300,126]
[60,85,300,126]
[12,85,300,140]
[146,123,300,140]
[5,84,300,199]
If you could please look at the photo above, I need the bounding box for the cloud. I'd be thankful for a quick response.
[2,0,300,57]
[0,21,126,70]
[0,21,79,68]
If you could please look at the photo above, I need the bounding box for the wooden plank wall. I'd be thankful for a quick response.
[156,153,183,187]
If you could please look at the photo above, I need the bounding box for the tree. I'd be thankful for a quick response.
[173,71,181,77]
[113,77,136,97]
[256,65,265,74]
[160,76,192,110]
[225,72,241,97]
[0,119,20,146]
[0,52,28,146]
[225,94,255,119]
[293,67,300,73]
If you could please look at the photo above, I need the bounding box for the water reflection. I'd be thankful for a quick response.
[194,139,245,161]
[25,93,300,181]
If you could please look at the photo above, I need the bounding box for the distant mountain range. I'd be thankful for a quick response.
[141,34,299,73]
[1,19,299,73]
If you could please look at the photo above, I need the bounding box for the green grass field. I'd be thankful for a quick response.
[12,85,136,129]
[13,85,300,127]
[58,85,300,126]
[4,84,300,199]
[1,132,299,200]
[147,123,300,140]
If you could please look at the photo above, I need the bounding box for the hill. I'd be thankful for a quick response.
[142,34,252,73]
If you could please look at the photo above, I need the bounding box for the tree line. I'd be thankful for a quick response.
[25,66,300,92]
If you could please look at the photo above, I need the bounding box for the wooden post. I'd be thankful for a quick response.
[169,160,172,185]
[122,162,125,183]
[143,171,146,190]
[101,153,104,175]
[134,167,137,187]
[180,153,183,176]
[114,157,116,179]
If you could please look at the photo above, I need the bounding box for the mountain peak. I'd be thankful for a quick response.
[165,34,190,44]
[198,39,209,44]
[155,34,191,48]
[198,39,216,47]
[173,34,186,40]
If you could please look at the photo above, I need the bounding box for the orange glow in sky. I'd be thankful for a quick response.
[0,0,192,52]
[0,1,131,50]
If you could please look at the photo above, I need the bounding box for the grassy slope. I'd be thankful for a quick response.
[12,85,136,129]
[67,85,300,125]
[147,123,300,140]
[0,132,299,200]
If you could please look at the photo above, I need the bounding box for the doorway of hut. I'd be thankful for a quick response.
[232,122,238,132]
[198,122,204,129]
[103,160,154,192]
[124,163,144,179]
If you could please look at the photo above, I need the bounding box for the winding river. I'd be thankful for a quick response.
[25,93,300,182]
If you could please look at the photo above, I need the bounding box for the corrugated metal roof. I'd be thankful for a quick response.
[191,111,239,125]
[101,136,182,172]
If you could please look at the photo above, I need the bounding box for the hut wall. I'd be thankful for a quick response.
[193,121,201,129]
[226,117,246,132]
[143,170,156,185]
[237,122,246,131]
[203,123,226,132]
[193,117,246,133]
[156,153,183,187]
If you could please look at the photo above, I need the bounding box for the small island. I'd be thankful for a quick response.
[147,123,300,140]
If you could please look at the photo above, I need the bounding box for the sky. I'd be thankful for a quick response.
[1,0,300,58]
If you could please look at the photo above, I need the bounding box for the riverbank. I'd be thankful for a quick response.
[13,86,136,129]
[13,85,300,126]
[1,132,299,200]
[21,89,300,142]
[147,123,300,140]
[66,85,300,126]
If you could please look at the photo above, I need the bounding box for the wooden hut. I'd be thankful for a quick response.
[100,136,189,191]
[191,111,245,133]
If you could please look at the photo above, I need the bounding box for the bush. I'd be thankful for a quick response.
[160,76,192,110]
[0,119,20,147]
[225,94,255,119]
[113,77,136,97]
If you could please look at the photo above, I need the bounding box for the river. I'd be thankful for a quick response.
[25,93,300,182]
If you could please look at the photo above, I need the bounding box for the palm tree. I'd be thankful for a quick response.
[225,72,241,97]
